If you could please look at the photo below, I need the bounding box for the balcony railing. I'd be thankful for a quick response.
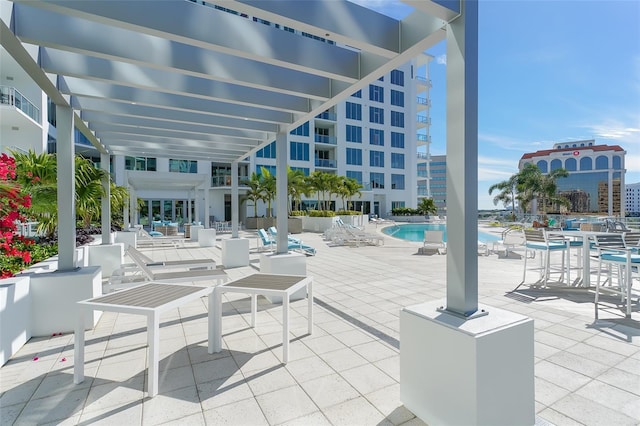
[417,171,428,177]
[314,134,337,145]
[415,76,433,87]
[0,86,40,123]
[314,158,337,168]
[418,188,430,196]
[211,175,249,187]
[416,115,431,125]
[416,152,430,160]
[417,134,431,143]
[416,97,431,107]
[315,111,337,121]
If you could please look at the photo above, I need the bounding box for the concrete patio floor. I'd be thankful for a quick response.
[1,225,639,425]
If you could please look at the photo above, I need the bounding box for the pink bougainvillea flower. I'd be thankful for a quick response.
[33,356,39,361]
[60,358,67,362]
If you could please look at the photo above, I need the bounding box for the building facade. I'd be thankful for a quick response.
[626,182,640,216]
[519,140,626,216]
[427,154,447,216]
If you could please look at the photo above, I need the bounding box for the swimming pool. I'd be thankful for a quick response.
[382,223,500,243]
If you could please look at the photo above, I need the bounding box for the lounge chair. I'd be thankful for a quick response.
[134,227,185,248]
[257,229,316,256]
[122,246,217,271]
[423,230,446,254]
[268,226,301,244]
[108,246,227,292]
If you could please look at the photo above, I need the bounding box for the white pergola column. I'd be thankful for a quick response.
[619,156,625,218]
[445,0,478,317]
[187,192,192,224]
[275,132,288,254]
[194,187,200,224]
[204,187,210,228]
[231,160,239,238]
[608,168,613,217]
[129,187,137,227]
[56,105,76,271]
[100,152,111,244]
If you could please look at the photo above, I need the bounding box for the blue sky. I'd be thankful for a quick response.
[353,0,640,210]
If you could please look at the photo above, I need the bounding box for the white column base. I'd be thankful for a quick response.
[114,231,137,250]
[400,299,535,426]
[86,243,124,277]
[260,252,307,302]
[190,225,204,241]
[198,229,217,247]
[0,276,31,366]
[221,238,250,268]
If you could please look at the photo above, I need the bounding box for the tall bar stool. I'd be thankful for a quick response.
[522,229,570,288]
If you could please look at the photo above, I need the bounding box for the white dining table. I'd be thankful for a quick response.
[547,230,612,287]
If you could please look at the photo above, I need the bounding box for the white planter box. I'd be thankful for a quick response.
[0,276,31,366]
[301,216,337,232]
[29,266,102,337]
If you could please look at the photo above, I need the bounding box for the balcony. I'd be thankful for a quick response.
[417,134,431,145]
[415,75,433,88]
[314,134,337,145]
[211,175,249,187]
[314,158,337,168]
[416,115,431,125]
[417,152,429,160]
[418,188,430,196]
[1,86,40,123]
[315,111,337,121]
[416,96,431,112]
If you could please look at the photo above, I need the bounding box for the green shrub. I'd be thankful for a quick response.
[308,210,336,217]
[289,210,307,217]
[336,210,361,216]
[391,207,421,216]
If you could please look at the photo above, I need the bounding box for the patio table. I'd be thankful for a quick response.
[212,273,313,363]
[74,283,214,397]
[547,230,612,287]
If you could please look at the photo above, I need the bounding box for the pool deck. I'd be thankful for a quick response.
[1,224,638,425]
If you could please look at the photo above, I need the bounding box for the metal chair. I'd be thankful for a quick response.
[521,229,569,287]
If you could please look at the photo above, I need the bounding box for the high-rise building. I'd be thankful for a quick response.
[427,154,447,216]
[626,182,640,216]
[519,140,626,216]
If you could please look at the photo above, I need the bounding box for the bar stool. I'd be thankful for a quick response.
[522,229,570,287]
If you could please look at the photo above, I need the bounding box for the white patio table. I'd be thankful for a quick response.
[212,273,313,363]
[74,283,214,397]
[547,230,612,287]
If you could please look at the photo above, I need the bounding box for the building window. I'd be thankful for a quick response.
[391,132,405,148]
[370,172,384,189]
[580,157,592,170]
[391,201,405,209]
[346,125,362,143]
[565,158,577,171]
[391,111,404,128]
[390,89,404,107]
[291,167,310,176]
[391,174,405,190]
[595,155,608,170]
[369,106,384,124]
[391,69,404,86]
[536,160,548,173]
[290,141,309,161]
[370,129,384,146]
[346,170,363,185]
[290,122,309,136]
[370,150,385,167]
[346,147,362,165]
[256,141,276,158]
[612,155,622,169]
[169,159,197,173]
[351,90,362,98]
[125,156,156,171]
[369,84,384,103]
[257,164,276,176]
[550,159,562,171]
[346,102,362,120]
[391,153,405,169]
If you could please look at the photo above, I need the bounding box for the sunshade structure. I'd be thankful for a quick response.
[3,0,458,160]
[2,0,480,318]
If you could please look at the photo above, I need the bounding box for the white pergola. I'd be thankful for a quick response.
[1,0,479,317]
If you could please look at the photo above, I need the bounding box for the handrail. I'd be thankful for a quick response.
[0,86,40,122]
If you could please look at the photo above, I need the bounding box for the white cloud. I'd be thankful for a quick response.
[626,153,640,174]
[436,54,446,65]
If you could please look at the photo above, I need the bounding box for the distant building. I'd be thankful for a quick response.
[626,182,640,216]
[427,154,446,216]
[519,140,626,216]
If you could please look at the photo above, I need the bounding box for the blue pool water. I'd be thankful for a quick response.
[382,223,500,243]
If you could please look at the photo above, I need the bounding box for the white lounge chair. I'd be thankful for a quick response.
[423,230,446,254]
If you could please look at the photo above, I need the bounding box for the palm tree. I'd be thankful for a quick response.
[308,171,333,210]
[259,167,276,217]
[417,197,438,216]
[488,174,519,220]
[516,163,569,214]
[337,176,362,211]
[242,172,263,218]
[287,167,311,213]
[75,156,107,228]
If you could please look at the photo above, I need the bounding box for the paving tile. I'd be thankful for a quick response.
[534,359,591,391]
[373,357,400,382]
[255,385,318,424]
[82,376,144,414]
[364,383,410,423]
[340,363,397,395]
[278,411,331,426]
[141,385,201,425]
[564,341,627,366]
[551,393,638,426]
[545,351,610,377]
[13,387,89,425]
[595,367,640,396]
[285,356,334,383]
[322,396,386,426]
[192,355,240,384]
[299,373,360,409]
[78,401,143,425]
[202,396,268,425]
[0,377,43,407]
[575,379,640,420]
[197,373,254,412]
[245,366,297,396]
[534,377,571,407]
[303,334,347,355]
[318,347,368,372]
[0,402,25,426]
[351,340,398,363]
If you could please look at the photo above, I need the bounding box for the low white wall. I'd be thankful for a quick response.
[0,276,31,366]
